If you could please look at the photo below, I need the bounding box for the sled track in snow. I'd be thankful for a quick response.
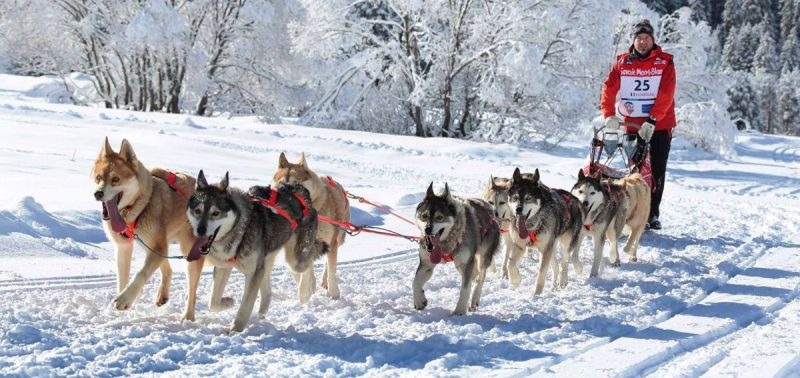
[501,236,793,376]
[0,249,419,293]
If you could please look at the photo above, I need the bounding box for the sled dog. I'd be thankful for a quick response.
[413,183,501,315]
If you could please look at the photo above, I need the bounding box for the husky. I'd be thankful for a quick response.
[507,168,585,294]
[273,152,349,300]
[413,183,501,315]
[571,170,650,276]
[482,176,514,278]
[91,138,203,320]
[186,171,328,332]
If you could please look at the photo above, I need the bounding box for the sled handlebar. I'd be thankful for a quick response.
[593,121,642,137]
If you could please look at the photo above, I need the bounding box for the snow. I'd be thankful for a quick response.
[0,74,799,376]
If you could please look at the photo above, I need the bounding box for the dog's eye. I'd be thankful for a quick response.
[434,214,444,222]
[95,175,102,182]
[499,201,506,205]
[211,210,220,217]
[420,213,429,221]
[511,195,518,201]
[525,195,532,201]
[578,190,583,194]
[194,208,202,216]
[111,177,120,185]
[590,192,596,195]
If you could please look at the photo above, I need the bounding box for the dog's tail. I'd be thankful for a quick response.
[151,167,197,197]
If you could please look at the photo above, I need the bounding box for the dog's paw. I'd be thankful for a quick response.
[298,288,313,304]
[181,312,195,322]
[611,260,621,267]
[112,293,135,311]
[326,282,340,300]
[629,256,638,263]
[452,308,467,316]
[155,293,169,307]
[469,303,479,312]
[228,319,247,334]
[414,296,428,311]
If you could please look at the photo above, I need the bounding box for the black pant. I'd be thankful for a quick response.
[649,129,672,219]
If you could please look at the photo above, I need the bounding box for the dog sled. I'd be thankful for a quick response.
[583,121,653,190]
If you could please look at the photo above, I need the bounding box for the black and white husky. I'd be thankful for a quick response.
[413,183,501,315]
[186,171,328,332]
[507,168,585,295]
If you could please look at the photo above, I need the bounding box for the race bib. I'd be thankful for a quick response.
[617,69,663,117]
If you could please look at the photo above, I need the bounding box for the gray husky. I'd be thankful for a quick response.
[482,176,514,279]
[571,170,650,276]
[186,171,328,333]
[507,168,585,295]
[413,183,501,315]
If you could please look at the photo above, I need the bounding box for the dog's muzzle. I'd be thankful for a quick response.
[187,226,220,262]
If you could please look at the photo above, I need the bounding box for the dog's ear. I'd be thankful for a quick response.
[443,183,452,200]
[532,168,540,183]
[278,152,289,168]
[118,139,137,163]
[578,169,585,180]
[101,136,114,157]
[426,182,435,198]
[490,175,497,189]
[220,171,229,191]
[299,152,308,167]
[197,170,208,188]
[512,167,522,182]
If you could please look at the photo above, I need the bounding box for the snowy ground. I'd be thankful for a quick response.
[0,74,799,376]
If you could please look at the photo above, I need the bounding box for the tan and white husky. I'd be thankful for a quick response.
[91,137,203,321]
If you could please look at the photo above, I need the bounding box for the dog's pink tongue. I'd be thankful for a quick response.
[187,236,209,262]
[516,215,529,239]
[427,236,443,264]
[105,196,127,233]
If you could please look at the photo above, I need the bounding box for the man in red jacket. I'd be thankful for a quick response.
[600,19,676,230]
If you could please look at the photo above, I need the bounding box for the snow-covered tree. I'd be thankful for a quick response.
[777,67,800,135]
[727,72,760,128]
[293,0,660,144]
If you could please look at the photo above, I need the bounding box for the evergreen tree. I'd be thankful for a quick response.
[777,68,800,134]
[727,73,760,126]
[741,0,764,25]
[779,0,796,46]
[780,24,800,70]
[689,0,712,23]
[738,24,760,71]
[754,21,780,74]
[722,28,742,71]
[721,0,744,47]
[753,72,777,132]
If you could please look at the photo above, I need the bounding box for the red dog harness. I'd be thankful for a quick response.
[116,171,183,240]
[326,175,348,202]
[437,207,497,264]
[250,188,310,230]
